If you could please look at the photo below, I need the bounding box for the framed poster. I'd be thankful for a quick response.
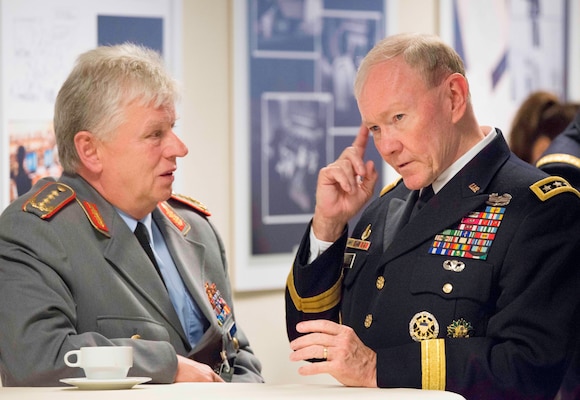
[439,0,570,136]
[0,0,182,210]
[234,0,389,291]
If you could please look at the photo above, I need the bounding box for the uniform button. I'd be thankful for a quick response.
[442,283,453,294]
[376,276,385,290]
[364,314,373,328]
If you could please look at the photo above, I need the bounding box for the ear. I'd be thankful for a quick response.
[446,73,469,123]
[74,131,102,173]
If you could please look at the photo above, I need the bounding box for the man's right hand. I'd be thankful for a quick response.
[175,355,224,382]
[312,124,378,242]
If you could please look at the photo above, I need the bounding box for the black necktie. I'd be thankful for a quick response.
[134,222,165,285]
[410,185,434,220]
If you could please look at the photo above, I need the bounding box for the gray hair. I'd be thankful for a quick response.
[53,43,179,173]
[354,33,466,99]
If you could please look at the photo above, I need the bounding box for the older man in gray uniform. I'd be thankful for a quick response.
[0,44,262,386]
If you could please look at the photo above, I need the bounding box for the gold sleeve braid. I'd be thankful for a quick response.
[421,339,446,390]
[286,270,342,313]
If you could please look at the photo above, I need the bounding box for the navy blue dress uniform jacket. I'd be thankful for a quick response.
[537,111,580,190]
[537,112,580,400]
[286,132,580,399]
[0,173,263,386]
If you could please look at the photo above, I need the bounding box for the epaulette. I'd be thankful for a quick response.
[380,177,403,197]
[536,153,580,169]
[529,176,580,201]
[22,182,75,219]
[169,193,211,216]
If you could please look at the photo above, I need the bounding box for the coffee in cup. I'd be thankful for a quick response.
[64,346,133,380]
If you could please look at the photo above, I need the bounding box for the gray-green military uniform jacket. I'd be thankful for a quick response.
[0,173,262,386]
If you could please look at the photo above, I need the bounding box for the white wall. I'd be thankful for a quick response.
[180,0,438,384]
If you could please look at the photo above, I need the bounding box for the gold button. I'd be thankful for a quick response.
[376,276,385,290]
[364,314,373,328]
[131,334,141,340]
[442,283,453,294]
[232,337,239,351]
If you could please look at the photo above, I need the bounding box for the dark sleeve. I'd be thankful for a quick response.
[538,162,580,190]
[285,222,348,342]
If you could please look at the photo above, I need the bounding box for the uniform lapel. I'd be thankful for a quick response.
[377,132,512,267]
[60,175,188,343]
[152,210,217,333]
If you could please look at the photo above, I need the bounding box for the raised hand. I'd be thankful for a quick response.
[312,124,378,241]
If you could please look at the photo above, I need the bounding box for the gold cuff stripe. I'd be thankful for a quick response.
[421,339,446,391]
[536,153,580,169]
[286,270,342,313]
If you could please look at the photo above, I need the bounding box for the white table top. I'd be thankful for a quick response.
[0,382,466,400]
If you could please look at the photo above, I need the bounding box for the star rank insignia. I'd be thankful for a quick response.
[530,176,580,201]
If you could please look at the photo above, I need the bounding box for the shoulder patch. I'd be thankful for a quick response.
[380,177,403,197]
[170,193,211,216]
[22,182,75,219]
[536,153,580,169]
[529,176,580,201]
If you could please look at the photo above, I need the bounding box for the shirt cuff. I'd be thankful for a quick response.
[308,227,334,264]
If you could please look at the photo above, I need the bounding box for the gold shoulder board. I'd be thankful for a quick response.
[22,182,75,219]
[380,177,403,197]
[529,176,580,201]
[170,193,211,216]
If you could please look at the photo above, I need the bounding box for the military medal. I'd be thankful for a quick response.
[409,311,439,341]
[205,282,232,327]
[447,319,473,338]
[428,204,507,260]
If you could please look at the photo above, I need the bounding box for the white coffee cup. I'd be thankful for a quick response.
[64,346,133,380]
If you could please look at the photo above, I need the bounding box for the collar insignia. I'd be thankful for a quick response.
[158,201,190,234]
[79,201,109,236]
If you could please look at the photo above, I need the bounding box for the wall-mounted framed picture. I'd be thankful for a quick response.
[233,0,390,291]
[439,0,571,136]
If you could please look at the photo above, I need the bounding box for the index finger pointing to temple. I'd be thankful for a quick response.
[352,124,370,158]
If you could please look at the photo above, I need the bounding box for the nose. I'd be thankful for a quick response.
[373,128,401,159]
[167,130,189,158]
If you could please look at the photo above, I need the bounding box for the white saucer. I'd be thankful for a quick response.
[60,377,151,390]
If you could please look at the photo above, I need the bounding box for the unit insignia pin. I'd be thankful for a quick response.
[409,311,439,342]
[486,193,512,206]
[447,318,473,338]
